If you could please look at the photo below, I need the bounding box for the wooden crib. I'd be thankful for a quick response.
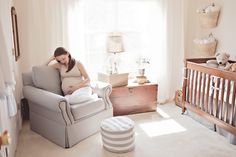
[182,58,236,136]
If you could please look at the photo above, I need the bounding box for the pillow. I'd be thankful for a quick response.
[32,66,62,95]
[66,94,96,105]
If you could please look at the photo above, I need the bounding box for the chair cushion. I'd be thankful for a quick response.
[32,66,62,95]
[67,93,98,105]
[70,98,105,120]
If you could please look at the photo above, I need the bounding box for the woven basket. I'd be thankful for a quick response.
[175,90,182,107]
[198,10,220,28]
[195,40,217,56]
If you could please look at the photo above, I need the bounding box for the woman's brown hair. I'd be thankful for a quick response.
[54,47,75,72]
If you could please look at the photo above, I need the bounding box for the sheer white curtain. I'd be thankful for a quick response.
[0,0,17,117]
[65,0,185,102]
[65,0,163,79]
[21,0,185,102]
[155,0,185,102]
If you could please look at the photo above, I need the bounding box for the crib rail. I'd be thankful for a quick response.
[182,58,236,135]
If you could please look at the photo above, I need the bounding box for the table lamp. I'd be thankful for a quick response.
[98,32,128,87]
[106,32,124,74]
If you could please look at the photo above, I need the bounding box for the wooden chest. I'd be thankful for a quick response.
[110,83,158,116]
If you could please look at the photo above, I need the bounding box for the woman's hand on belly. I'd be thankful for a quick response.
[66,85,77,95]
[64,80,90,95]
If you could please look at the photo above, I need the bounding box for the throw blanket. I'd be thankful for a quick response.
[65,86,98,104]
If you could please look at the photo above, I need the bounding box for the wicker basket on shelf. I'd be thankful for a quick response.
[195,40,217,56]
[197,3,220,28]
[199,11,220,28]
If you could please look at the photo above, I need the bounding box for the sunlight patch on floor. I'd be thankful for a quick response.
[139,119,186,137]
[156,107,170,118]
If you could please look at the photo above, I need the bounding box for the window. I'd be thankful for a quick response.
[67,0,163,81]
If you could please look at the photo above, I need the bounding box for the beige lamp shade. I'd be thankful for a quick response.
[107,32,124,53]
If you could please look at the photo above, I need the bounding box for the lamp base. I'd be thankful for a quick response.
[106,52,123,74]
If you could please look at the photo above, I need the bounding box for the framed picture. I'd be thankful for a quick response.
[11,7,20,61]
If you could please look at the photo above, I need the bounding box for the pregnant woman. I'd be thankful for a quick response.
[46,47,96,104]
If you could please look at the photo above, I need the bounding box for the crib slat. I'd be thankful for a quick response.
[201,73,206,111]
[224,80,231,123]
[219,79,225,120]
[190,70,194,106]
[205,74,211,114]
[194,71,198,107]
[187,69,191,103]
[214,78,220,117]
[230,82,236,125]
[197,72,202,109]
[209,77,215,115]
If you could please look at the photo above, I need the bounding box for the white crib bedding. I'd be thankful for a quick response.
[187,77,236,124]
[188,71,235,105]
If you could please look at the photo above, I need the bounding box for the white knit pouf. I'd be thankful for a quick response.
[100,116,135,153]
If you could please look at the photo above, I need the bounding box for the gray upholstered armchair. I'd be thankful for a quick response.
[22,66,113,148]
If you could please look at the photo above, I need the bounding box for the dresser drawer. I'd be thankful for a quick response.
[111,84,157,98]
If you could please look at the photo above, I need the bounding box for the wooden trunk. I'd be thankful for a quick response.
[110,83,158,116]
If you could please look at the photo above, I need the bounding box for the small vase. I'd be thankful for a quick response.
[138,68,145,76]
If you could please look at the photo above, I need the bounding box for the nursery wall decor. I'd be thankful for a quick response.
[197,3,220,28]
[194,33,217,56]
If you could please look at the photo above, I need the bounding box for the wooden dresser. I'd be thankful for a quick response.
[109,82,158,116]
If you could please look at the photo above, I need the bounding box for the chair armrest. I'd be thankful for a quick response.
[23,86,66,112]
[23,86,74,124]
[91,81,113,109]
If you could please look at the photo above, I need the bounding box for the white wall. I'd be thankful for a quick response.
[185,0,236,60]
[14,0,66,73]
